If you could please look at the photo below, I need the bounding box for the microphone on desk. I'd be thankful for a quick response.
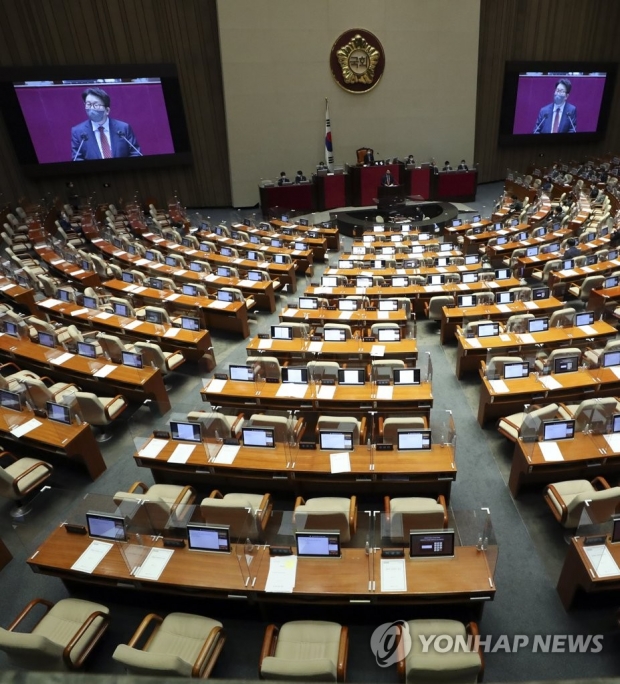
[72,134,88,162]
[117,131,143,156]
[533,114,547,134]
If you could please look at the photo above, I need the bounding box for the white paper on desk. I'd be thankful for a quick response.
[496,304,511,313]
[604,433,620,452]
[487,282,499,288]
[524,301,538,310]
[134,547,174,581]
[164,328,180,338]
[258,261,270,269]
[292,250,302,256]
[138,438,169,459]
[371,345,385,357]
[540,375,562,390]
[213,444,240,464]
[611,367,620,380]
[93,364,116,378]
[124,284,138,293]
[308,341,323,353]
[425,285,442,293]
[539,442,564,462]
[518,333,535,344]
[282,308,298,317]
[330,452,351,473]
[70,308,89,317]
[376,385,393,400]
[499,334,512,342]
[380,558,407,592]
[174,269,188,276]
[339,311,353,320]
[165,293,181,301]
[276,384,307,399]
[457,265,467,271]
[50,352,74,366]
[528,256,539,262]
[71,540,113,574]
[584,545,620,578]
[436,266,447,273]
[51,258,65,265]
[258,338,273,349]
[579,325,597,335]
[209,300,230,310]
[207,378,227,393]
[466,338,482,348]
[379,311,393,320]
[457,283,469,290]
[489,379,510,394]
[237,279,254,288]
[134,258,149,266]
[396,269,407,275]
[317,385,336,400]
[355,287,366,295]
[0,283,15,291]
[134,286,147,294]
[150,262,164,269]
[10,418,42,438]
[265,555,297,593]
[95,312,114,320]
[41,298,62,308]
[125,320,143,330]
[560,269,577,277]
[168,443,195,464]
[582,266,594,273]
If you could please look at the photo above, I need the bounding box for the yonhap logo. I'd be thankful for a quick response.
[370,620,412,667]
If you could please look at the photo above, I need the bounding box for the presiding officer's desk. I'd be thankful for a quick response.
[455,319,617,379]
[279,306,409,334]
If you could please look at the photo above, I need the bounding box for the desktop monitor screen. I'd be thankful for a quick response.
[199,242,213,252]
[77,341,97,359]
[553,356,579,374]
[321,276,339,287]
[462,273,478,283]
[602,351,620,368]
[150,277,163,290]
[324,328,346,342]
[294,242,306,251]
[246,251,259,261]
[496,291,514,304]
[528,317,549,333]
[503,361,530,379]
[611,414,620,433]
[393,368,421,385]
[296,532,341,558]
[373,260,387,268]
[496,236,508,245]
[338,260,354,269]
[229,364,254,382]
[526,245,539,257]
[542,419,575,441]
[435,257,449,267]
[242,426,275,448]
[121,272,134,284]
[145,309,164,325]
[46,400,72,425]
[465,255,480,265]
[452,219,462,227]
[562,259,574,270]
[217,290,233,302]
[391,277,409,287]
[457,295,476,308]
[377,328,401,342]
[274,254,287,264]
[113,302,129,317]
[379,299,398,311]
[471,214,481,223]
[38,331,56,348]
[271,239,282,248]
[575,311,595,326]
[248,271,262,282]
[4,322,18,338]
[532,287,550,300]
[477,323,499,337]
[428,275,445,285]
[586,254,598,266]
[83,295,97,309]
[189,262,202,273]
[338,299,358,311]
[181,237,192,248]
[410,530,455,559]
[182,284,198,296]
[299,297,318,309]
[609,250,619,261]
[356,277,373,288]
[186,524,231,553]
[271,325,293,340]
[319,431,353,451]
[338,368,365,385]
[282,367,308,384]
[181,316,200,331]
[440,243,453,252]
[546,242,560,253]
[397,429,432,451]
[217,267,231,277]
[170,420,202,442]
[121,351,143,368]
[86,512,127,542]
[604,277,619,289]
[165,256,177,267]
[0,389,21,411]
[495,268,511,280]
[58,288,73,302]
[145,250,155,260]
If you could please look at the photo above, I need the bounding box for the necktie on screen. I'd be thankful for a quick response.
[551,108,560,134]
[98,126,112,158]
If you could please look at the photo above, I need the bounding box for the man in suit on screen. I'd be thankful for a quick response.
[71,87,141,161]
[533,78,577,134]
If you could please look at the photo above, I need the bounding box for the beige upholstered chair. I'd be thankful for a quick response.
[21,376,79,410]
[248,413,305,443]
[396,619,483,683]
[498,403,560,442]
[568,275,605,301]
[384,495,448,543]
[583,338,620,367]
[143,305,172,325]
[504,313,534,333]
[548,307,576,328]
[186,410,244,439]
[293,496,357,543]
[0,451,53,518]
[483,355,525,379]
[133,341,185,376]
[113,612,225,678]
[316,416,365,445]
[246,356,282,381]
[544,477,620,527]
[74,391,128,441]
[0,597,110,671]
[200,490,272,541]
[114,481,196,532]
[381,416,427,444]
[370,322,400,337]
[534,347,581,373]
[307,361,340,383]
[557,397,618,432]
[371,359,405,381]
[324,323,353,340]
[259,621,348,682]
[98,333,137,364]
[425,296,454,322]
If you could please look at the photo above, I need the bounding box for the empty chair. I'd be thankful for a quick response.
[200,490,272,541]
[536,259,562,283]
[544,477,620,527]
[381,416,427,444]
[584,338,620,367]
[294,496,357,543]
[548,307,576,328]
[277,322,309,338]
[508,248,526,268]
[509,286,532,301]
[371,359,405,382]
[113,611,225,678]
[307,360,340,382]
[0,597,110,671]
[484,355,525,379]
[142,305,172,325]
[370,322,400,337]
[219,287,245,302]
[444,272,461,284]
[21,376,79,410]
[98,333,137,364]
[110,296,136,318]
[534,347,581,373]
[133,341,185,376]
[384,495,448,542]
[0,451,53,518]
[324,323,353,340]
[129,270,146,285]
[74,392,128,441]
[463,320,495,337]
[568,275,605,301]
[259,621,348,682]
[114,481,195,531]
[425,295,454,322]
[498,402,560,442]
[504,313,534,333]
[246,356,282,381]
[249,413,304,443]
[187,410,244,439]
[557,397,618,432]
[317,415,364,445]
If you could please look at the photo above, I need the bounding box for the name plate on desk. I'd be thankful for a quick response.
[364,336,376,342]
[376,379,391,386]
[311,335,322,342]
[321,379,336,386]
[376,444,394,451]
[266,377,279,383]
[299,442,316,450]
[214,373,228,380]
[258,333,270,339]
[366,307,377,312]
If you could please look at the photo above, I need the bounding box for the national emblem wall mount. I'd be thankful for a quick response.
[330,29,385,94]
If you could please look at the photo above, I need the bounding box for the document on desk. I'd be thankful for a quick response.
[125,320,143,330]
[581,266,594,273]
[436,267,447,273]
[93,364,116,378]
[489,380,510,394]
[258,338,273,349]
[134,286,147,294]
[560,269,577,277]
[205,274,219,282]
[168,443,195,464]
[95,312,114,320]
[539,442,564,462]
[370,345,385,357]
[539,375,562,390]
[135,258,150,266]
[584,545,620,578]
[604,433,620,452]
[138,438,169,459]
[339,311,353,320]
[71,540,113,574]
[377,311,390,320]
[164,327,180,338]
[376,385,393,400]
[276,384,307,399]
[355,287,367,295]
[40,298,63,308]
[208,300,230,309]
[524,301,538,310]
[213,444,240,464]
[317,385,336,400]
[381,558,407,592]
[0,283,15,291]
[165,293,181,301]
[609,367,620,380]
[466,338,482,348]
[308,341,323,353]
[579,325,597,335]
[50,352,75,366]
[11,418,43,438]
[330,452,351,473]
[282,308,298,317]
[123,284,139,292]
[518,333,535,344]
[487,282,499,288]
[70,307,89,317]
[496,304,511,313]
[207,378,227,393]
[499,334,511,341]
[265,555,297,593]
[134,547,174,581]
[237,279,254,288]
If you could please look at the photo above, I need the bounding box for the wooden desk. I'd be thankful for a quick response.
[200,377,433,418]
[0,406,105,480]
[509,431,620,497]
[135,437,456,499]
[546,256,619,292]
[268,219,339,252]
[0,277,37,315]
[556,537,620,610]
[589,284,620,316]
[461,224,526,255]
[34,245,101,289]
[455,320,617,379]
[487,229,571,264]
[280,307,409,333]
[440,297,565,344]
[443,219,492,241]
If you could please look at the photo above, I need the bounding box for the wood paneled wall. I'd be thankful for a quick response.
[475,0,620,183]
[0,0,231,209]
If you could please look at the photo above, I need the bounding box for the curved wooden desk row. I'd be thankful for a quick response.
[545,255,619,291]
[0,277,37,315]
[323,263,487,278]
[28,526,495,610]
[268,219,340,252]
[134,437,456,499]
[589,283,620,314]
[102,278,251,339]
[280,307,410,331]
[35,245,102,289]
[455,320,617,379]
[0,334,170,413]
[220,224,327,262]
[486,228,572,263]
[200,377,433,418]
[37,297,214,366]
[245,336,419,364]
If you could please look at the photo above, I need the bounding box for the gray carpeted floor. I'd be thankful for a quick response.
[1,182,620,681]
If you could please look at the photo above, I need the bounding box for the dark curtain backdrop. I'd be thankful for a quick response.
[0,0,231,209]
[475,0,620,183]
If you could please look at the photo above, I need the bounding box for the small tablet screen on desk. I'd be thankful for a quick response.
[274,254,287,264]
[248,271,263,282]
[373,260,387,268]
[418,233,430,241]
[553,356,579,374]
[356,277,373,288]
[339,299,358,311]
[472,215,481,223]
[217,267,232,278]
[477,322,499,338]
[122,351,143,369]
[427,275,445,285]
[182,284,198,296]
[532,287,549,300]
[325,328,346,342]
[271,240,282,248]
[165,257,177,267]
[457,295,475,308]
[170,420,202,443]
[391,277,409,287]
[440,243,453,252]
[322,276,339,287]
[382,247,396,256]
[575,311,595,326]
[299,297,318,309]
[146,311,165,326]
[187,524,230,553]
[294,242,306,251]
[121,272,134,284]
[528,317,548,333]
[604,276,619,289]
[83,295,98,309]
[200,242,213,252]
[393,368,421,385]
[462,273,478,283]
[410,530,455,559]
[338,368,365,385]
[465,255,479,265]
[526,246,539,257]
[4,322,18,338]
[435,257,449,267]
[181,316,200,331]
[150,278,163,290]
[271,325,293,340]
[612,517,620,543]
[378,328,400,342]
[602,351,620,368]
[46,401,72,425]
[611,414,620,433]
[352,246,366,255]
[542,419,575,441]
[38,331,56,348]
[145,251,155,261]
[0,389,21,411]
[59,289,75,302]
[113,303,129,317]
[562,259,574,270]
[319,431,353,450]
[496,236,508,245]
[398,430,431,451]
[496,291,514,304]
[296,532,341,558]
[452,219,462,227]
[379,299,398,311]
[282,367,308,384]
[217,290,234,302]
[229,364,254,382]
[495,268,511,280]
[86,512,126,542]
[503,362,529,379]
[77,342,97,359]
[338,260,354,269]
[242,427,275,448]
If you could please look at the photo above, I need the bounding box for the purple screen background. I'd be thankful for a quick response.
[15,82,175,163]
[512,74,606,134]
